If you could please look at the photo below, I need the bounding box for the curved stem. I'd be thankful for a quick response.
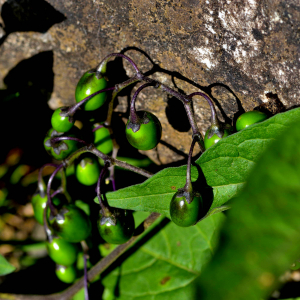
[67,86,115,115]
[46,165,64,216]
[96,161,111,213]
[38,164,59,195]
[129,83,154,123]
[184,136,198,193]
[50,136,89,146]
[188,92,219,126]
[96,53,141,75]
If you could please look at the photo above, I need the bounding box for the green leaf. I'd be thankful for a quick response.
[96,108,300,218]
[196,117,300,300]
[102,212,225,299]
[0,254,16,275]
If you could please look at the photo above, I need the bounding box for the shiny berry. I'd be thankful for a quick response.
[51,107,74,133]
[93,125,113,154]
[75,69,108,111]
[125,111,162,150]
[76,157,100,186]
[47,237,79,266]
[170,192,202,227]
[98,210,135,244]
[55,265,77,284]
[204,124,233,150]
[44,128,79,160]
[48,204,92,243]
[236,111,268,131]
[32,193,60,225]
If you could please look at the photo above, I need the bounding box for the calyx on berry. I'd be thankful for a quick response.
[51,106,74,133]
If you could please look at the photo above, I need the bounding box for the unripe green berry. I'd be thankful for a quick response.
[125,111,162,150]
[204,129,231,150]
[48,204,92,243]
[170,192,202,227]
[76,157,100,186]
[75,70,108,111]
[236,111,268,131]
[93,125,113,154]
[51,107,74,133]
[98,210,135,244]
[55,265,77,284]
[47,237,79,266]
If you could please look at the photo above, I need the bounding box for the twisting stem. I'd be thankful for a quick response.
[184,136,199,193]
[50,136,89,146]
[38,163,59,195]
[67,87,115,115]
[96,161,111,213]
[83,254,89,300]
[129,83,154,123]
[46,164,64,216]
[188,92,219,126]
[96,53,141,75]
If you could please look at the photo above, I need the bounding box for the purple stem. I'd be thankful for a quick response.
[68,87,115,115]
[50,136,89,146]
[129,83,153,123]
[111,179,116,192]
[188,92,219,125]
[83,254,89,300]
[97,53,141,75]
[46,164,64,215]
[92,125,104,132]
[185,136,198,192]
[96,162,110,212]
[38,163,59,193]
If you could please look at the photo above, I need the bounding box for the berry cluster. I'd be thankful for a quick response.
[32,53,269,293]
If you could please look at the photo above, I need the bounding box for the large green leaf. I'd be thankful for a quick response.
[95,108,300,218]
[196,118,300,300]
[0,254,15,276]
[102,212,225,299]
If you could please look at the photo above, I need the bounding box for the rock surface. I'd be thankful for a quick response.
[0,0,299,164]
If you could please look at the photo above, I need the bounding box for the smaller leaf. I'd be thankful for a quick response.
[0,254,16,275]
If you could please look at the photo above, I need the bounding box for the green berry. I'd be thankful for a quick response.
[125,111,162,150]
[204,128,231,150]
[98,210,135,244]
[51,107,74,133]
[170,191,202,227]
[32,193,61,225]
[76,157,100,186]
[48,204,92,243]
[44,128,79,160]
[236,111,268,131]
[47,237,79,266]
[55,265,77,284]
[75,69,108,111]
[93,125,113,154]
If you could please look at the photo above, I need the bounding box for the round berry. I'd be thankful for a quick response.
[47,237,79,266]
[75,69,108,111]
[51,107,74,133]
[204,128,231,150]
[98,210,135,244]
[125,111,162,150]
[32,193,61,225]
[93,125,113,154]
[55,265,77,284]
[170,192,202,227]
[76,157,100,186]
[48,204,92,243]
[44,128,79,160]
[236,111,268,131]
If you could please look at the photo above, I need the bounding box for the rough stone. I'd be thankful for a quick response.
[0,0,299,164]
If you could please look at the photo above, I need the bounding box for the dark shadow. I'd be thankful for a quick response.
[0,51,54,167]
[0,0,66,46]
[255,92,286,116]
[268,281,300,299]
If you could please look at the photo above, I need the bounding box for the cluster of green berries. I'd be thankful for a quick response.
[204,110,268,150]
